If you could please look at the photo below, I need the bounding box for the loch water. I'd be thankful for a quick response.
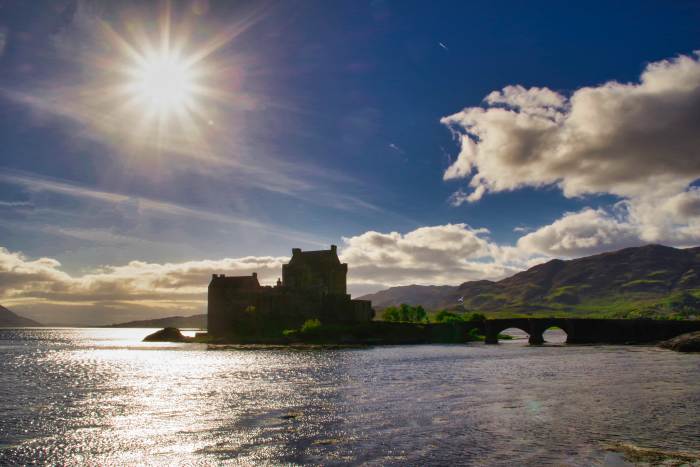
[0,327,699,466]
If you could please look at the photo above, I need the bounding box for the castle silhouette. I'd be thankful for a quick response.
[208,245,373,336]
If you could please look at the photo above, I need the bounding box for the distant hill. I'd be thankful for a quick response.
[110,314,206,329]
[359,244,700,319]
[359,285,455,310]
[0,305,42,327]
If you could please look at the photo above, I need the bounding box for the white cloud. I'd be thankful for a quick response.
[0,245,288,325]
[662,188,700,219]
[516,197,700,258]
[442,52,700,254]
[447,188,483,206]
[1,224,533,323]
[485,85,567,118]
[516,208,642,257]
[4,213,698,324]
[0,200,33,208]
[442,52,700,203]
[341,224,522,289]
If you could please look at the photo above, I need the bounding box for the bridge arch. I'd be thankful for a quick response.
[490,325,532,344]
[542,325,568,344]
[484,318,570,345]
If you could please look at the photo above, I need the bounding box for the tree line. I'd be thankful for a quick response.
[380,304,486,323]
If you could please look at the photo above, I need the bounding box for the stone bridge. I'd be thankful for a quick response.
[482,318,700,345]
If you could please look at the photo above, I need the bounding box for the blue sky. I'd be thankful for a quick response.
[1,0,699,324]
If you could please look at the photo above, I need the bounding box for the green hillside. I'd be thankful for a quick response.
[360,245,700,319]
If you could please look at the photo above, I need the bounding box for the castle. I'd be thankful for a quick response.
[208,245,373,336]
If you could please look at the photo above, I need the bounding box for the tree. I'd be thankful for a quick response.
[382,304,430,323]
[301,318,322,333]
[381,306,399,322]
[415,305,427,323]
[399,303,411,322]
[434,310,460,323]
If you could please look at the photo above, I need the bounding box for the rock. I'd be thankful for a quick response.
[659,331,700,352]
[143,327,193,342]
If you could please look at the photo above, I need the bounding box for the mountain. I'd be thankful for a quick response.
[359,244,700,318]
[358,285,455,310]
[110,314,206,329]
[0,305,42,327]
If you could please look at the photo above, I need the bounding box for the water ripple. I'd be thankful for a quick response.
[0,328,699,465]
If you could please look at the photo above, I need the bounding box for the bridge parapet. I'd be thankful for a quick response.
[484,318,700,345]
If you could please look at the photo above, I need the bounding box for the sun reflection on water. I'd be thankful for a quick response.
[1,328,699,465]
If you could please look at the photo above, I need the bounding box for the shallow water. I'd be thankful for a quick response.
[0,327,698,466]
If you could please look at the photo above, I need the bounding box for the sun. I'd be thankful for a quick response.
[82,2,263,155]
[127,50,198,118]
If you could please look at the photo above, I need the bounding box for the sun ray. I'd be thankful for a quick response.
[26,0,271,169]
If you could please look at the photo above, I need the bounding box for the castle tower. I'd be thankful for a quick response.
[282,245,347,295]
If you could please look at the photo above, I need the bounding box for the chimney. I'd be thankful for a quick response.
[292,248,301,255]
[331,244,337,253]
[252,272,258,280]
[212,274,218,279]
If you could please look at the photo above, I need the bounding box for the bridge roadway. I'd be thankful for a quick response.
[482,318,700,345]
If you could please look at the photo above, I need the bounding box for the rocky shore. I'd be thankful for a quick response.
[143,327,194,343]
[659,331,700,352]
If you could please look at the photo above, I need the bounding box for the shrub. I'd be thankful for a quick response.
[467,328,485,341]
[434,310,461,323]
[300,318,322,333]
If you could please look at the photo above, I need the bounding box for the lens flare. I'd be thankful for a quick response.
[24,1,265,167]
[128,51,197,116]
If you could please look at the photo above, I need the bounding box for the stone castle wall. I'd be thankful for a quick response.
[208,246,372,337]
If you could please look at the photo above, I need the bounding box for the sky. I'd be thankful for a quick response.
[0,0,699,325]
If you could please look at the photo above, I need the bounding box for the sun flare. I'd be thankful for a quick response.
[62,2,262,157]
[128,51,197,116]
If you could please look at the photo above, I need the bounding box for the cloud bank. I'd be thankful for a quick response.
[442,52,700,202]
[0,224,531,324]
[442,52,700,253]
[2,213,698,324]
[341,224,521,289]
[0,246,287,325]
